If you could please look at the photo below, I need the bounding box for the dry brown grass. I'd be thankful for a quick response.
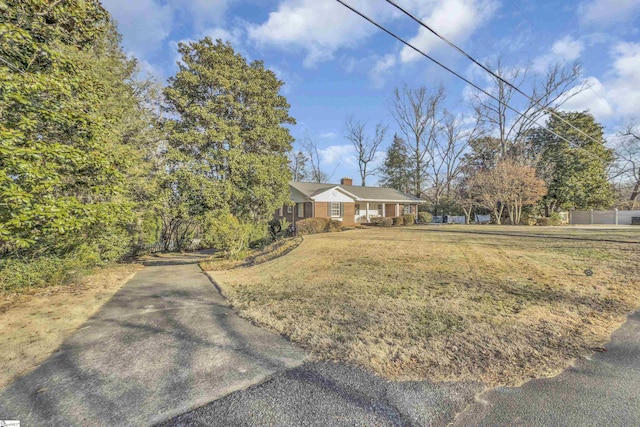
[0,264,142,388]
[204,225,640,386]
[200,236,302,271]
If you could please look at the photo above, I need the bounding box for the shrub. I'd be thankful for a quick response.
[368,217,383,226]
[296,218,330,235]
[328,220,343,232]
[379,217,393,227]
[392,216,405,226]
[403,214,416,225]
[268,218,291,240]
[417,212,433,224]
[248,222,271,249]
[204,213,252,259]
[536,216,561,226]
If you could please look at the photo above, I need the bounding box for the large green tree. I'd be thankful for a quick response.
[163,38,295,226]
[530,111,614,214]
[0,0,144,256]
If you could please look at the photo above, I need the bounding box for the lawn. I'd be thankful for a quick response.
[0,264,141,388]
[204,225,640,386]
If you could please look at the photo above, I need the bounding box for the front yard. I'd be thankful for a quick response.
[205,225,640,386]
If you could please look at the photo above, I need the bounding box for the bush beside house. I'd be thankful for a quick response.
[418,212,433,224]
[296,218,331,235]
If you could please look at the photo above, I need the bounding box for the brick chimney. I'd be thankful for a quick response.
[340,177,352,186]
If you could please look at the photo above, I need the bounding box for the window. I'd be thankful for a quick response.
[377,204,383,216]
[403,205,411,215]
[330,202,341,217]
[287,206,293,214]
[297,203,304,217]
[278,207,283,216]
[355,204,360,216]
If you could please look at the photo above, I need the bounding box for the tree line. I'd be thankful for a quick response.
[1,0,294,289]
[293,61,638,224]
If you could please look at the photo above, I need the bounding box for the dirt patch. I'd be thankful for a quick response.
[204,226,640,386]
[0,264,142,388]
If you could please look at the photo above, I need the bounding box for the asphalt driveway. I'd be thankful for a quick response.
[0,253,305,426]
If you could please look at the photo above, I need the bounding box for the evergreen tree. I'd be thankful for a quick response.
[379,134,412,193]
[530,111,614,214]
[163,38,295,223]
[0,0,144,257]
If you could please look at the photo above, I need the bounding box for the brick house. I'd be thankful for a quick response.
[274,178,423,227]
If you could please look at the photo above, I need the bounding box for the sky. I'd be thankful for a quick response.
[102,0,640,185]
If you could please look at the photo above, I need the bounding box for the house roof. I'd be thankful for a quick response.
[290,181,422,203]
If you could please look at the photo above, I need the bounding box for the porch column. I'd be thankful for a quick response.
[366,202,370,221]
[396,203,399,216]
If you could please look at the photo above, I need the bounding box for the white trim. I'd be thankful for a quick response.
[312,187,354,203]
[330,202,341,217]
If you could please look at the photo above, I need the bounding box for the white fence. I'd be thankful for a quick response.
[570,209,640,225]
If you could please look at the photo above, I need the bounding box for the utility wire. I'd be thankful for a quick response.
[385,0,602,146]
[334,0,581,150]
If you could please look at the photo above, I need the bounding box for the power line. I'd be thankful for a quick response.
[334,0,583,151]
[385,0,602,147]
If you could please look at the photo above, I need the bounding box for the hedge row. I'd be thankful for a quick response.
[369,214,416,227]
[296,218,344,235]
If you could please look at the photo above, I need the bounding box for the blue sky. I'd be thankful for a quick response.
[102,0,640,185]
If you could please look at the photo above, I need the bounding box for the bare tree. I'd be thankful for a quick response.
[452,178,475,224]
[424,111,482,209]
[300,134,328,183]
[344,116,387,186]
[391,85,446,197]
[288,150,308,181]
[615,125,640,207]
[472,58,586,159]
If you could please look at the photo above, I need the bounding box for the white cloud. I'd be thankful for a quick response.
[102,0,173,56]
[560,77,615,118]
[579,0,640,25]
[534,36,585,72]
[560,42,640,121]
[399,0,499,64]
[370,54,397,89]
[320,144,355,165]
[247,0,387,67]
[607,42,640,118]
[173,0,231,30]
[551,36,585,61]
[320,132,338,139]
[202,27,243,46]
[102,0,233,56]
[137,58,165,80]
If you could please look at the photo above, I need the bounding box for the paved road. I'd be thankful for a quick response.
[0,253,305,426]
[159,362,482,427]
[453,310,640,426]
